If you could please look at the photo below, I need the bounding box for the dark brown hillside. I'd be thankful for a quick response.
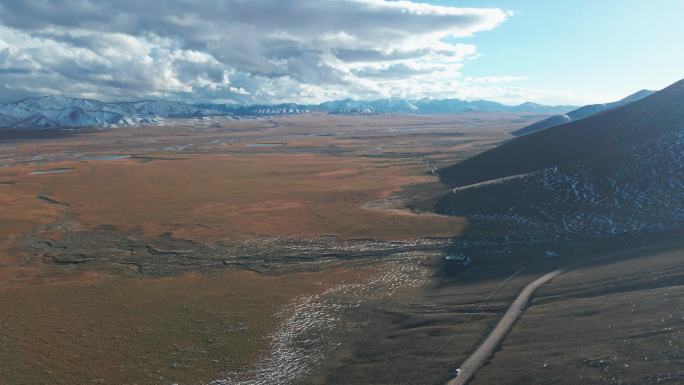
[439,79,684,187]
[511,89,654,136]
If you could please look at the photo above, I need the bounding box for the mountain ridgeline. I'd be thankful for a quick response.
[436,79,684,246]
[316,98,573,115]
[512,89,655,136]
[0,95,574,129]
[0,96,216,129]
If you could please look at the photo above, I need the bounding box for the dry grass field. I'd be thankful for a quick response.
[0,267,374,385]
[0,113,540,385]
[5,113,679,385]
[10,154,465,241]
[4,113,680,385]
[299,246,572,385]
[0,113,530,259]
[295,242,684,385]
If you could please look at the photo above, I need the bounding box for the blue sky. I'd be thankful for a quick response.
[0,0,681,105]
[434,0,684,103]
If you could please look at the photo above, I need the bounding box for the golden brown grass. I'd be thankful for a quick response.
[0,267,370,385]
[0,179,62,265]
[19,154,465,241]
[0,114,528,385]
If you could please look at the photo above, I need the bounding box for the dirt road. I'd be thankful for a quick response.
[447,267,567,385]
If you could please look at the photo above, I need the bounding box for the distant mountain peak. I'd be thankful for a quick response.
[0,94,576,129]
[0,96,219,129]
[512,89,656,136]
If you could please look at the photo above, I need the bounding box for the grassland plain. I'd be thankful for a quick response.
[5,114,679,385]
[0,268,375,385]
[0,113,542,385]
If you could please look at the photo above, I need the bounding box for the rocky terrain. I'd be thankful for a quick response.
[28,226,447,276]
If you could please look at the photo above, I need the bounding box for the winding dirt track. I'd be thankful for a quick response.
[447,267,567,385]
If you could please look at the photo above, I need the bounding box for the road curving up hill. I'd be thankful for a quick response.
[446,268,567,385]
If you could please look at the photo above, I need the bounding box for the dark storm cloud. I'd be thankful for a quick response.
[0,1,502,39]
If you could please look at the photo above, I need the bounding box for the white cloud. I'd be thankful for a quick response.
[0,0,509,103]
[464,76,529,84]
[448,83,623,106]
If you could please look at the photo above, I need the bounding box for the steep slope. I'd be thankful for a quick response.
[11,107,125,128]
[0,113,17,127]
[111,100,214,117]
[437,79,684,244]
[439,81,682,187]
[320,99,376,114]
[512,89,655,136]
[369,98,420,113]
[515,114,572,135]
[318,98,419,114]
[0,102,34,120]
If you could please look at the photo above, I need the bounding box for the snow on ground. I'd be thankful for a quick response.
[441,128,684,250]
[209,259,428,385]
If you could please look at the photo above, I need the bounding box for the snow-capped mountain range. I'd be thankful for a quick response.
[0,96,219,129]
[316,98,573,115]
[0,95,575,129]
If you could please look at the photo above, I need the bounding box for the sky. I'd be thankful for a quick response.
[0,0,682,105]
